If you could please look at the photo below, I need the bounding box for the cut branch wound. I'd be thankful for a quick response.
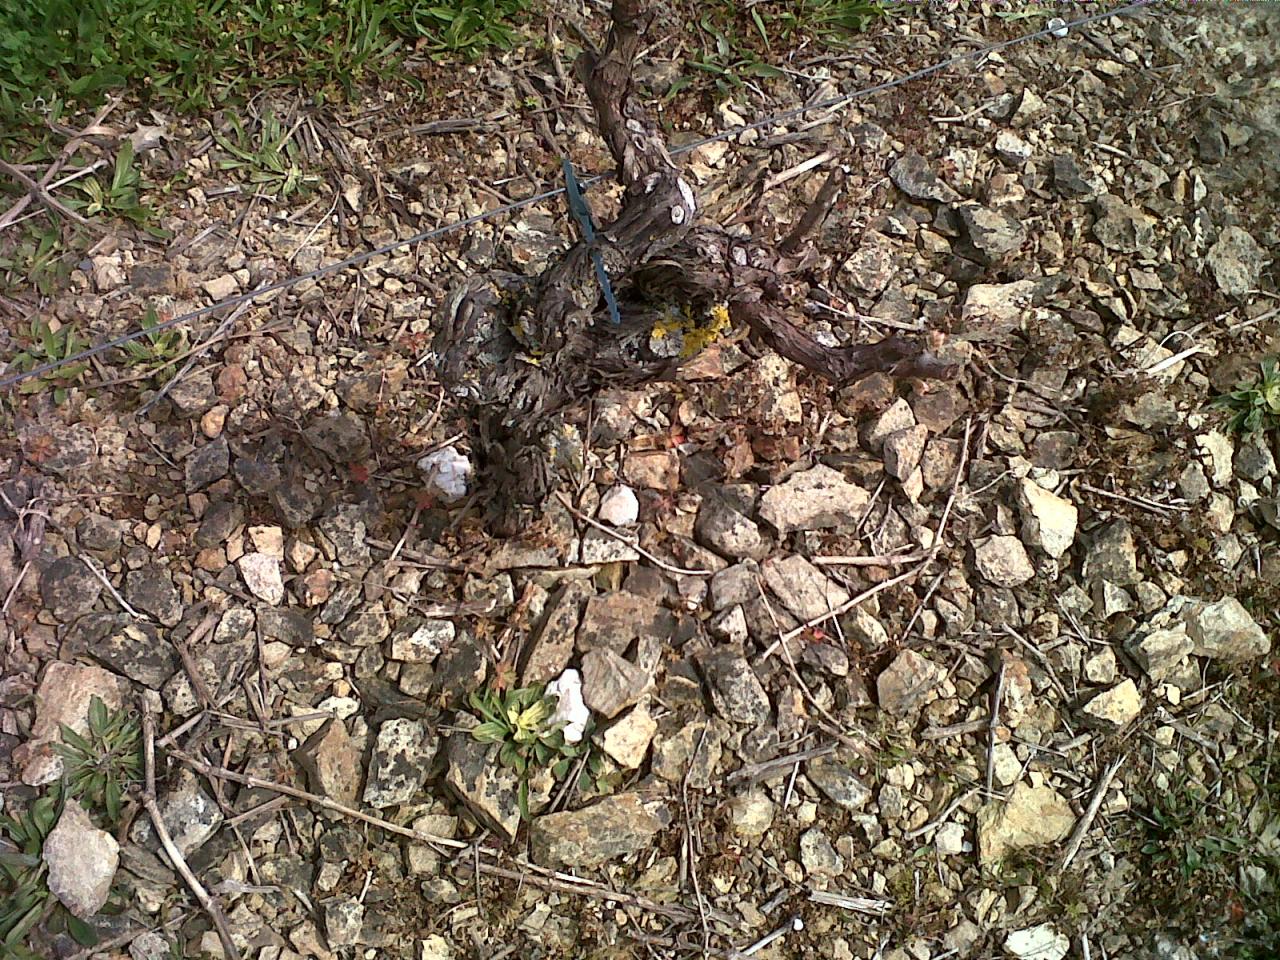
[435,0,955,523]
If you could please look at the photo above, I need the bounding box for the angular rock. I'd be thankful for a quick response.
[957,204,1026,260]
[324,899,364,948]
[1005,923,1069,960]
[883,425,928,481]
[445,732,522,840]
[700,651,770,726]
[581,648,651,719]
[601,701,657,769]
[388,619,454,663]
[22,662,128,786]
[125,565,183,626]
[1183,597,1270,660]
[296,719,362,807]
[976,782,1075,864]
[363,718,434,809]
[1083,646,1118,685]
[1052,154,1094,196]
[959,278,1059,340]
[763,555,851,621]
[577,590,665,655]
[759,464,870,535]
[580,527,640,564]
[1080,679,1143,727]
[710,562,760,610]
[727,789,775,837]
[877,650,946,716]
[1207,226,1268,297]
[40,556,102,621]
[806,755,871,810]
[1081,520,1140,585]
[185,437,229,492]
[862,398,915,450]
[799,828,844,878]
[844,230,898,295]
[695,496,768,560]
[531,793,670,868]
[1235,431,1276,481]
[132,768,223,857]
[652,719,722,788]
[341,602,390,646]
[1128,627,1194,681]
[624,450,680,491]
[43,798,119,918]
[1018,479,1077,559]
[306,411,370,464]
[87,620,179,689]
[522,580,590,685]
[598,484,639,526]
[890,152,961,202]
[237,553,284,605]
[973,536,1035,587]
[1092,194,1155,253]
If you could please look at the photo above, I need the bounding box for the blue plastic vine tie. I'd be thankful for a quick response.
[562,158,621,325]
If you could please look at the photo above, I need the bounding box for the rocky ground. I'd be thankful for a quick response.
[2,3,1279,960]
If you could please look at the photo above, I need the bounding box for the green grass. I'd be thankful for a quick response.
[1125,667,1280,957]
[0,0,531,154]
[683,0,893,97]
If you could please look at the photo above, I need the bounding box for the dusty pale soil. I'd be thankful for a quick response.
[2,3,1279,959]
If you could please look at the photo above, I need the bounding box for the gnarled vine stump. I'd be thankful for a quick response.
[433,0,955,529]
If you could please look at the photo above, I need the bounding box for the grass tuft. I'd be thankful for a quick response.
[0,0,531,153]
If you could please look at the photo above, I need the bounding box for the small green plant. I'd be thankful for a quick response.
[390,0,529,58]
[119,305,188,373]
[0,224,68,296]
[468,685,588,818]
[8,317,89,403]
[0,698,138,955]
[52,695,143,823]
[1213,357,1280,434]
[0,787,99,957]
[213,110,315,198]
[685,0,892,96]
[65,140,167,236]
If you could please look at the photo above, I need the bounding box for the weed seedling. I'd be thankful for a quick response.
[53,695,143,822]
[1212,357,1280,434]
[213,110,315,198]
[467,684,587,818]
[66,139,168,236]
[0,786,100,956]
[119,305,188,376]
[8,317,89,403]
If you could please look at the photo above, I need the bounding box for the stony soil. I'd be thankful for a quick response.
[2,4,1279,960]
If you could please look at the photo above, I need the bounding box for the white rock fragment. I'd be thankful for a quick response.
[1018,479,1077,558]
[237,552,285,605]
[600,700,657,769]
[597,485,640,526]
[883,425,928,481]
[43,798,120,918]
[417,446,473,503]
[1005,923,1069,960]
[973,535,1036,587]
[546,668,590,745]
[1080,678,1143,727]
[935,821,966,856]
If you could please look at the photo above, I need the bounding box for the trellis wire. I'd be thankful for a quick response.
[0,0,1154,393]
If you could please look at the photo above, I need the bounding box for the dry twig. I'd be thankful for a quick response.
[141,703,241,960]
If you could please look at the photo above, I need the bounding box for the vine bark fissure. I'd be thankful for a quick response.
[434,0,955,523]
